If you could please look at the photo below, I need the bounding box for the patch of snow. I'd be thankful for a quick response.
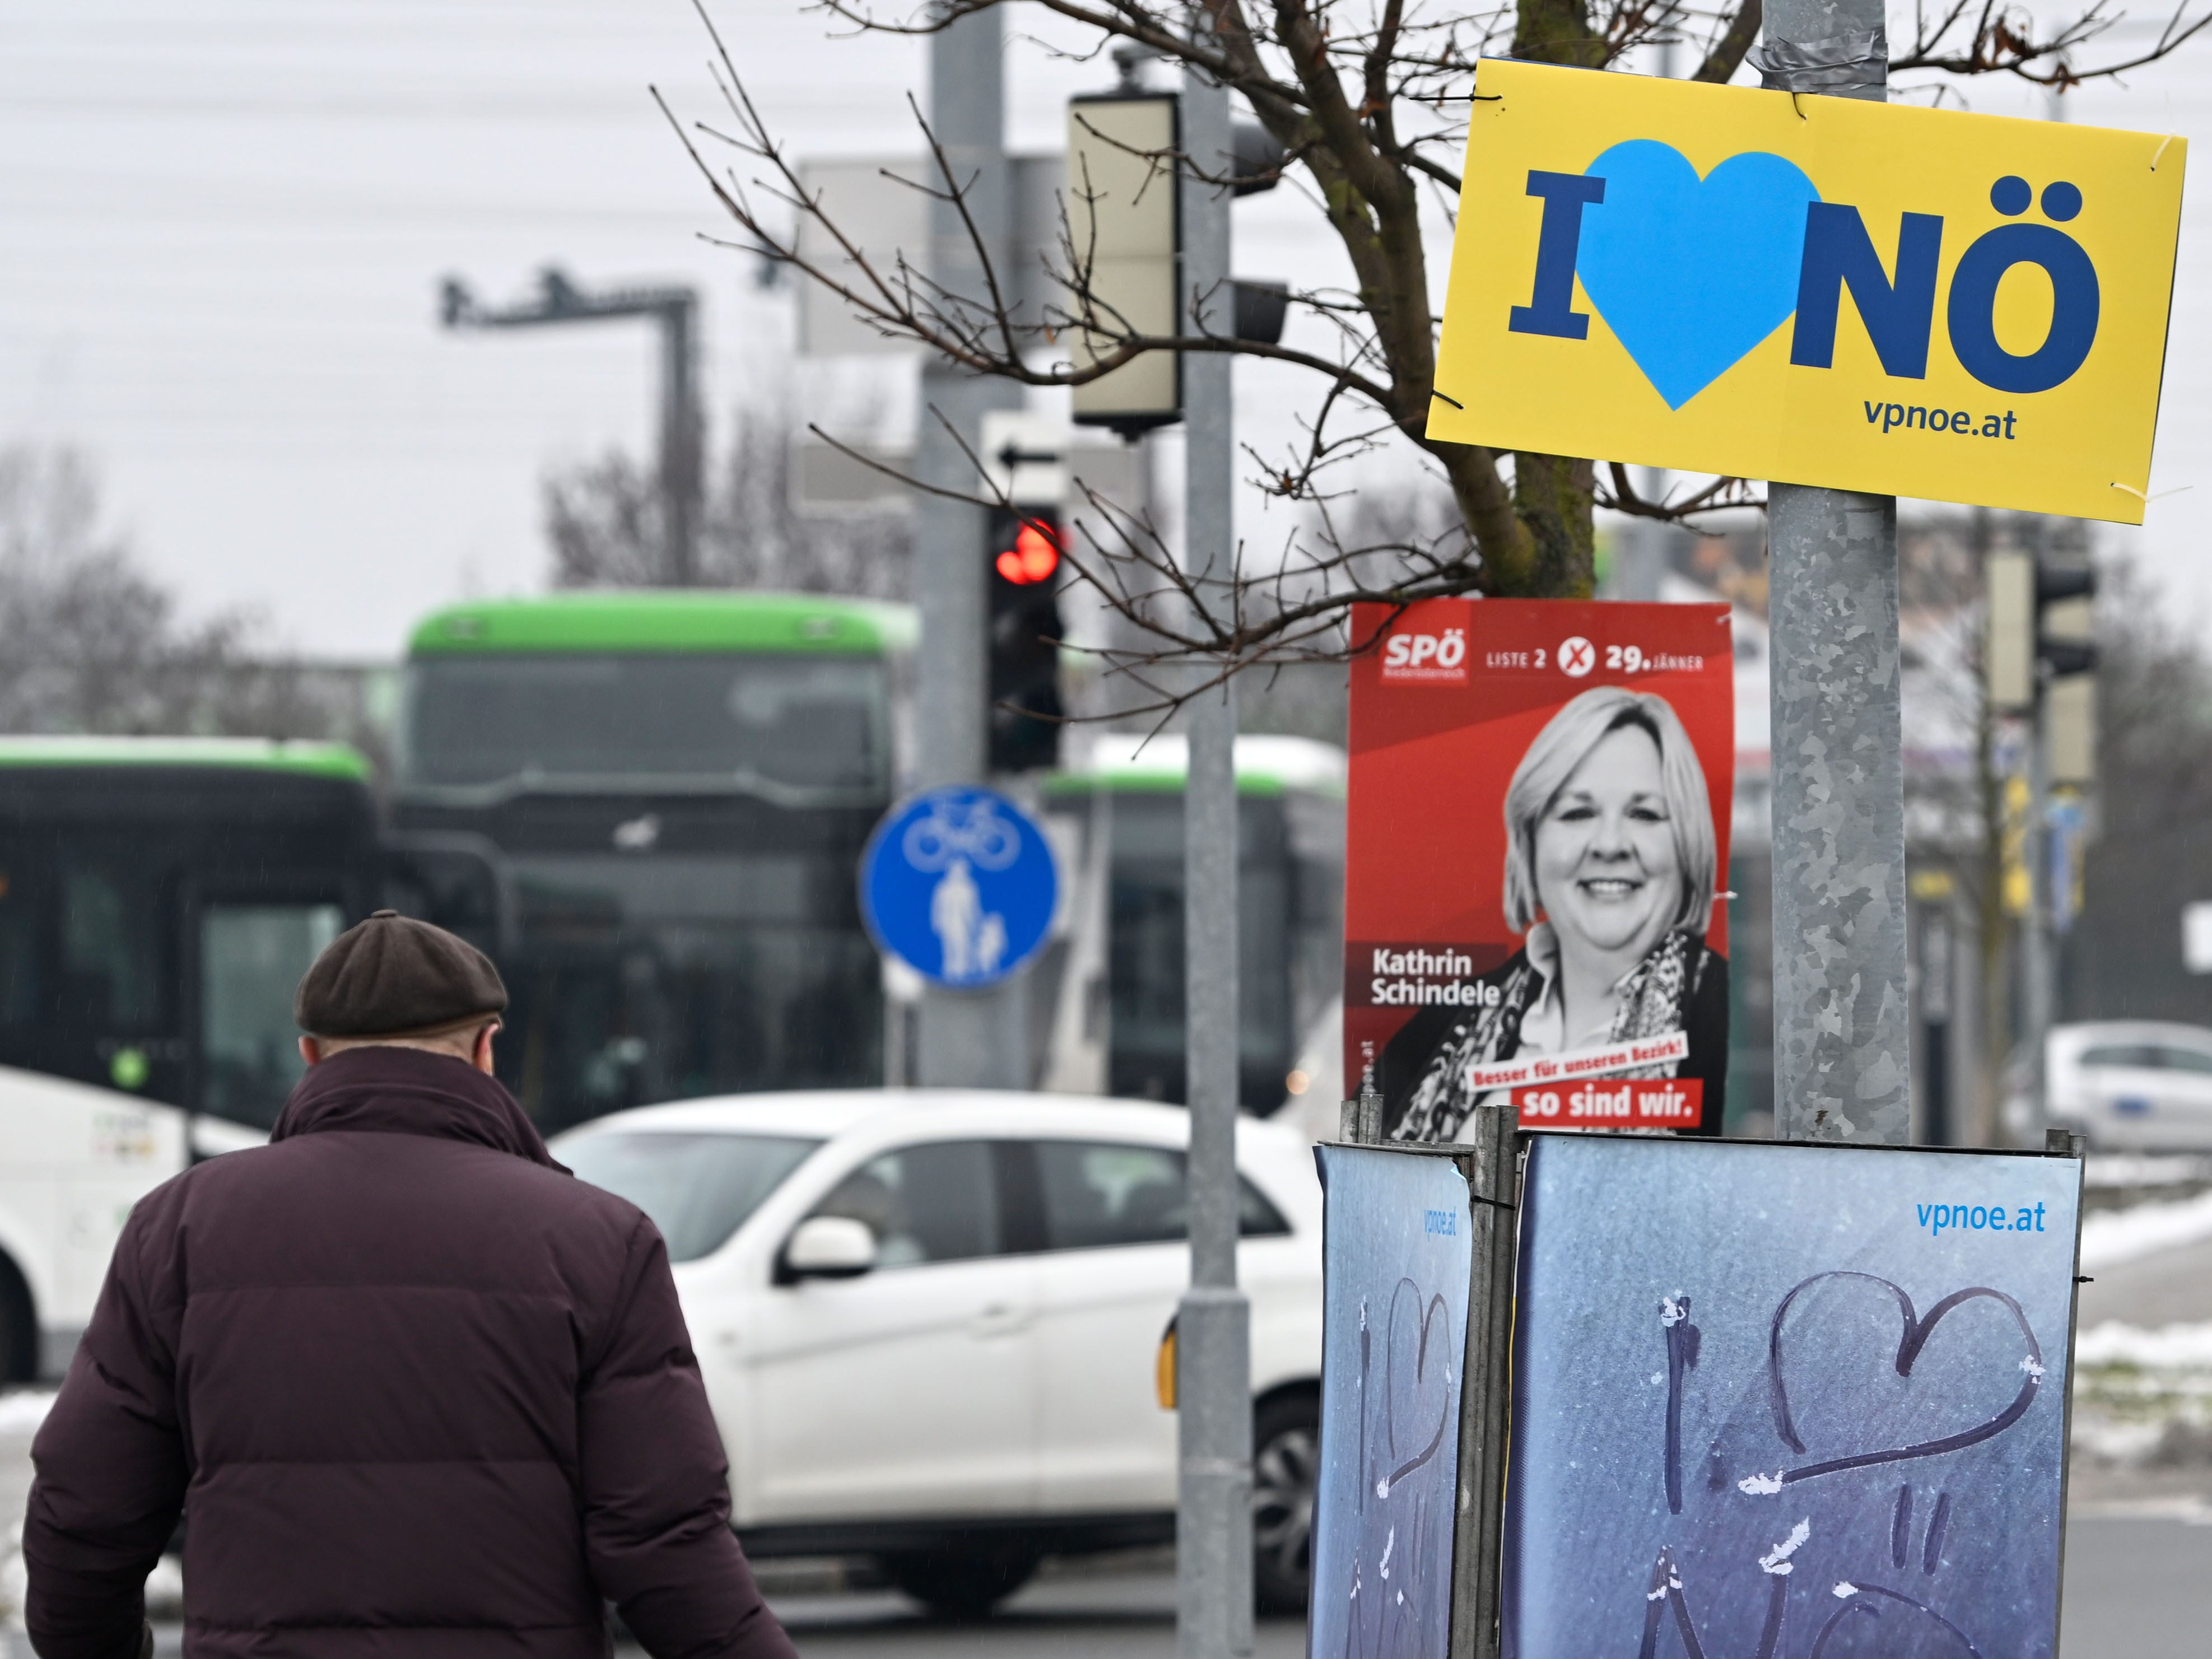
[2080,1190,2212,1270]
[2073,1494,2212,1525]
[1738,1471,1785,1495]
[0,1394,55,1437]
[144,1555,183,1621]
[2071,1416,2166,1462]
[2021,1356,2045,1378]
[2085,1154,2212,1190]
[1832,1582,1860,1600]
[2076,1320,2212,1369]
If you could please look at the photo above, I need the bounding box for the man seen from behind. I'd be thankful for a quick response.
[24,910,797,1659]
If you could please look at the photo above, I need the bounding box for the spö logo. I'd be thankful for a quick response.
[1381,625,1469,685]
[1509,145,2101,411]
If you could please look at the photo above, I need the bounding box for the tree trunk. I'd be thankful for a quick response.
[1508,451,1599,598]
[1500,0,1605,597]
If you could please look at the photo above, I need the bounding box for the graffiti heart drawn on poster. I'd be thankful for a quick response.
[1502,1135,2083,1659]
[1345,599,1735,1143]
[1309,1145,1475,1659]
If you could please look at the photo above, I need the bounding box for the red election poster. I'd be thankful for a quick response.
[1344,599,1735,1139]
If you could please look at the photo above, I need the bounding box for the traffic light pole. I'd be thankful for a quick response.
[914,4,1028,1088]
[2023,670,2055,1136]
[1982,534,2094,1143]
[439,268,701,585]
[1177,39,1254,1659]
[1762,0,1912,1147]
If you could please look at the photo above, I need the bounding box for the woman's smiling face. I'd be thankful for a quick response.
[1531,722,1683,958]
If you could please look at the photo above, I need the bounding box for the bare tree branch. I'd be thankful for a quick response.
[656,0,2210,716]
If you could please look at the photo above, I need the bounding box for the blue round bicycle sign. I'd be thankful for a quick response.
[860,786,1059,989]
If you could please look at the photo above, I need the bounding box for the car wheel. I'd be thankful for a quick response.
[1252,1391,1319,1615]
[877,1547,1041,1621]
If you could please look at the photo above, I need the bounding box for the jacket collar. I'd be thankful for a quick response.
[271,1045,567,1172]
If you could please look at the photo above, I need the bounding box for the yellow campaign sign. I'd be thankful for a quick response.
[1428,61,2186,524]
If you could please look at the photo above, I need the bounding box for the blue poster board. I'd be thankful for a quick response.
[1310,1144,1474,1659]
[859,785,1058,989]
[1503,1136,2081,1659]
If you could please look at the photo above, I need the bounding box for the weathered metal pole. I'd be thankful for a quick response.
[1177,38,1253,1659]
[1761,0,1912,1145]
[1445,1103,1516,1659]
[657,292,700,586]
[914,5,1027,1087]
[2023,668,2055,1134]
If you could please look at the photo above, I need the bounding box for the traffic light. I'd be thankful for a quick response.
[1984,547,2097,786]
[988,507,1065,772]
[2037,563,2096,786]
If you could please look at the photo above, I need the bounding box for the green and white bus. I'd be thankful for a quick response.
[1037,735,1345,1114]
[0,737,383,1119]
[0,737,383,1374]
[394,593,912,1132]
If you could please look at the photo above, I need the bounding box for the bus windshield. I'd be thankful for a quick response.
[402,653,891,795]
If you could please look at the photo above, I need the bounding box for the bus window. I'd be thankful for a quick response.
[1100,793,1300,1108]
[0,871,36,1027]
[62,860,161,1028]
[200,902,343,1125]
[402,655,890,796]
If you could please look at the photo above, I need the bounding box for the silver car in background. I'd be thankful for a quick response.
[2045,1021,2212,1149]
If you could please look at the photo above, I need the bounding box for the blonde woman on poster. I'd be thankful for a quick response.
[1388,685,1727,1141]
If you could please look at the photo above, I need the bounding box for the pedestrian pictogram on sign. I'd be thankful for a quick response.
[859,786,1059,989]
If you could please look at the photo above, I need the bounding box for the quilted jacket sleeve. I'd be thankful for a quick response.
[578,1214,796,1659]
[24,1190,188,1659]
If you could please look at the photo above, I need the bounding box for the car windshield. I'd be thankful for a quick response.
[560,1130,822,1262]
[2080,1043,2164,1069]
[401,653,890,795]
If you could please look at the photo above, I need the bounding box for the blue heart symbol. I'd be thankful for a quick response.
[1576,141,1821,410]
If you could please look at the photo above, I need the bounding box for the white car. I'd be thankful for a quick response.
[2045,1021,2212,1149]
[554,1090,1324,1618]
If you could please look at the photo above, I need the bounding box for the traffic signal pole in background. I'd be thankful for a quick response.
[439,268,701,585]
[1987,540,2098,1133]
[1761,0,1912,1148]
[1175,35,1254,1659]
[915,6,1028,1088]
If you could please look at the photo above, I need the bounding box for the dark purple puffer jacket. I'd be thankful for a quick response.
[24,1046,795,1659]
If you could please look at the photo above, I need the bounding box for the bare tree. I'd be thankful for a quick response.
[660,0,2205,697]
[546,403,912,597]
[2092,553,2212,840]
[0,445,377,749]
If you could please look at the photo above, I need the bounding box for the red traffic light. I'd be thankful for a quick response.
[995,520,1061,586]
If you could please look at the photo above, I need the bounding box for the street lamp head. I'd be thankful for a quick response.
[1110,41,1161,92]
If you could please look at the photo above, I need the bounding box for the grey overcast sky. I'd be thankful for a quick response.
[3,2,2210,658]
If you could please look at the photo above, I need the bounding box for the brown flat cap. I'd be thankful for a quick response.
[294,910,509,1038]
